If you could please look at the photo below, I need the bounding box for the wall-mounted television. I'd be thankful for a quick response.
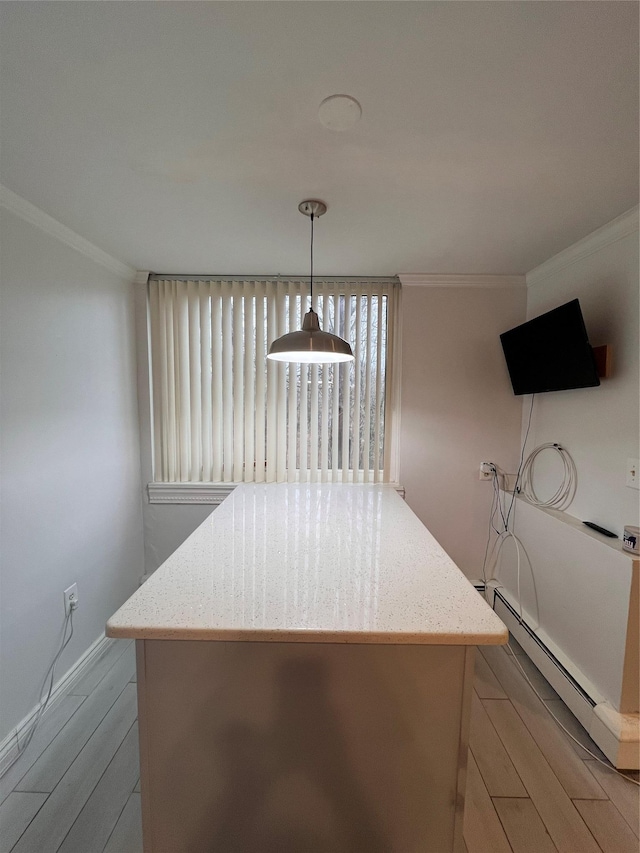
[500,299,600,396]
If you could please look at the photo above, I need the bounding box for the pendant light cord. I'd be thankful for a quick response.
[309,211,315,311]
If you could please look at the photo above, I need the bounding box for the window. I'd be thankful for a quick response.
[148,276,400,485]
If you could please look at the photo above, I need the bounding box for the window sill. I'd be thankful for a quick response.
[147,481,405,505]
[147,483,236,505]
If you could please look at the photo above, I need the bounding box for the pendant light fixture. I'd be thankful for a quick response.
[267,200,354,363]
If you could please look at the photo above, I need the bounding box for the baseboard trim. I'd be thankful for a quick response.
[0,632,113,774]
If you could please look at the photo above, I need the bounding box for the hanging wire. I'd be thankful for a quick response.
[477,396,639,789]
[0,608,75,779]
[309,211,315,308]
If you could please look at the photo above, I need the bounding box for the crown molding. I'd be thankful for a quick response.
[398,274,525,289]
[526,206,639,288]
[0,184,135,280]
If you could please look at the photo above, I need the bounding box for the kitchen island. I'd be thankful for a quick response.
[107,483,507,853]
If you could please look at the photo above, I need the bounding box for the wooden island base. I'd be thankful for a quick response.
[108,485,506,852]
[136,639,475,853]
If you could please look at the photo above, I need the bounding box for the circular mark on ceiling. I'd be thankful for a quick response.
[318,95,362,131]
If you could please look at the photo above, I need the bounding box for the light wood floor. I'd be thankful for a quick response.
[1,638,638,852]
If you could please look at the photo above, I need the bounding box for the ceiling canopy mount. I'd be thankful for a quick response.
[298,199,327,218]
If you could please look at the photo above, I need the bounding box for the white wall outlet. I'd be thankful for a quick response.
[63,583,79,616]
[626,458,639,490]
[479,462,494,481]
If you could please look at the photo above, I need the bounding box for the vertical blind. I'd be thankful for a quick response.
[148,277,400,484]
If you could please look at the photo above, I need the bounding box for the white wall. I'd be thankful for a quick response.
[0,208,145,740]
[399,284,527,579]
[143,503,212,574]
[523,210,639,533]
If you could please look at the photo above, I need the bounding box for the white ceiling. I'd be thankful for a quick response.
[1,2,637,276]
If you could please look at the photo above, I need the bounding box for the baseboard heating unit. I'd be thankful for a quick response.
[474,582,639,770]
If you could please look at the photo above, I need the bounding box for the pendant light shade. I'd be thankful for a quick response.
[267,200,354,364]
[267,309,354,362]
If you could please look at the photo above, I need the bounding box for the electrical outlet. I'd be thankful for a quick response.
[627,458,640,490]
[63,583,79,616]
[479,462,494,481]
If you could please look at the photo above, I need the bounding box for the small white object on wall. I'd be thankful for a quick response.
[622,525,639,555]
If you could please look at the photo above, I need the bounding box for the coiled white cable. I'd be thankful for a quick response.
[520,442,577,510]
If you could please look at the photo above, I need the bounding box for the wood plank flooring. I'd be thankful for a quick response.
[0,637,637,852]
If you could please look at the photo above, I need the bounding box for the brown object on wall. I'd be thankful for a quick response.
[593,345,612,379]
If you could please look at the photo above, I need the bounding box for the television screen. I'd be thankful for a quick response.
[500,299,600,395]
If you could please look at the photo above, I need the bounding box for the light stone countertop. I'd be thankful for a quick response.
[107,483,507,645]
